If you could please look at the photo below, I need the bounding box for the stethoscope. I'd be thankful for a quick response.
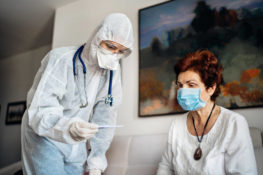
[73,45,114,108]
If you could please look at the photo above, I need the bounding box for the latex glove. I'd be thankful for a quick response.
[89,169,101,175]
[69,121,98,141]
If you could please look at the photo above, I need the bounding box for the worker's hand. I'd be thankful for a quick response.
[89,169,101,175]
[69,121,98,141]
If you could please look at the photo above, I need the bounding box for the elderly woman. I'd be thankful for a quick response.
[157,50,257,175]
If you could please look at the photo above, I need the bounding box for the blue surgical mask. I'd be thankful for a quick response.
[177,88,206,111]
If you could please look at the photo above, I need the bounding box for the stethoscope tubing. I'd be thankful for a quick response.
[73,45,114,107]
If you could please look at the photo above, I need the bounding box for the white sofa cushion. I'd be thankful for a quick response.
[125,134,167,175]
[127,134,167,165]
[249,127,263,148]
[105,134,168,175]
[104,136,132,175]
[254,147,263,175]
[125,165,158,175]
[106,136,132,165]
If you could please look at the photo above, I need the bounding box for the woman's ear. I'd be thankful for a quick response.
[207,83,216,96]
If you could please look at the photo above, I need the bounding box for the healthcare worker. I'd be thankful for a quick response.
[21,13,134,175]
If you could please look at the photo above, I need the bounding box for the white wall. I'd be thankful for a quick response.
[0,45,50,168]
[53,0,263,136]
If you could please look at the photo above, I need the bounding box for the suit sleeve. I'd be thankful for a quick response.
[87,68,122,172]
[27,51,83,144]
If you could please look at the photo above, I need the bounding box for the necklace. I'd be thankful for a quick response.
[192,103,216,160]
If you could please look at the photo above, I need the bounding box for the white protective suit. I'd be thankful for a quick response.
[21,13,134,175]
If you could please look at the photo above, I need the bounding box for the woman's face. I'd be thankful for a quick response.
[100,40,128,54]
[177,70,215,102]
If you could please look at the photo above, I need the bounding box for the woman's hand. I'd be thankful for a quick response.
[69,121,98,141]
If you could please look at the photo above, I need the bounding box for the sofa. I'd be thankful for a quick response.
[0,127,262,175]
[104,127,263,175]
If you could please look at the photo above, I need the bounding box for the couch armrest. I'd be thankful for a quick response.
[0,161,22,175]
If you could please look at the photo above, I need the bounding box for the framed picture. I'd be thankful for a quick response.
[6,101,26,124]
[139,0,263,117]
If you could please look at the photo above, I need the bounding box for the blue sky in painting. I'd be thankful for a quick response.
[140,0,263,49]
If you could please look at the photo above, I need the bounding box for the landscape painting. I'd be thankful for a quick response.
[139,0,263,116]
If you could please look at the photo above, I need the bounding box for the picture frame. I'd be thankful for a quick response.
[139,0,263,117]
[6,101,26,125]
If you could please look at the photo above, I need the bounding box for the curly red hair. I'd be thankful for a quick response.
[174,49,224,101]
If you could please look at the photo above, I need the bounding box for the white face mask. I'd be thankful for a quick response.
[97,46,122,70]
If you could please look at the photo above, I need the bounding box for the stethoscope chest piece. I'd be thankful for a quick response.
[105,95,113,106]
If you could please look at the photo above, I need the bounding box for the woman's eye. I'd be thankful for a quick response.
[106,44,116,50]
[177,84,182,88]
[118,50,124,54]
[189,84,196,87]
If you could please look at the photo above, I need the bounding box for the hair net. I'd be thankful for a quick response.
[82,13,134,66]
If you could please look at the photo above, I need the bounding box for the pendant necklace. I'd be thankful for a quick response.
[192,103,216,160]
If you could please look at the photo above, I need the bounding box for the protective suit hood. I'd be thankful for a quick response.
[81,13,134,67]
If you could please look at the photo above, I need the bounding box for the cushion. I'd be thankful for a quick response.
[104,166,126,175]
[106,135,132,166]
[125,165,158,175]
[127,134,167,165]
[104,136,132,175]
[249,127,263,148]
[254,147,263,175]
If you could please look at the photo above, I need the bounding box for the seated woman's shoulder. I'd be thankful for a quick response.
[220,106,248,128]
